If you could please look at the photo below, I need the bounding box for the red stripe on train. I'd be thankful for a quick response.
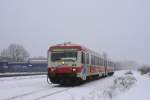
[48,66,82,74]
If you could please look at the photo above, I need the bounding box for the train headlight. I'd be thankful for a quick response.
[51,68,55,71]
[72,68,76,72]
[61,61,65,65]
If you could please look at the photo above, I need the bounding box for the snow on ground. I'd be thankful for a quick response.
[0,70,149,100]
[113,71,150,100]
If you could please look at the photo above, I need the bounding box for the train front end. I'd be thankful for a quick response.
[47,44,82,85]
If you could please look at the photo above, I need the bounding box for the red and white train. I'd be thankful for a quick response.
[47,42,114,85]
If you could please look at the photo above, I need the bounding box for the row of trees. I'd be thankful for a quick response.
[0,44,30,62]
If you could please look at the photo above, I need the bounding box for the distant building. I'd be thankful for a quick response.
[0,61,8,73]
[28,57,47,64]
[0,56,15,62]
[0,57,48,73]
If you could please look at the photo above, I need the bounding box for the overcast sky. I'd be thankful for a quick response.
[0,0,150,65]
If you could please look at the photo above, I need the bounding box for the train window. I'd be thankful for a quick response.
[94,56,96,65]
[91,55,94,65]
[86,53,89,64]
[100,58,102,66]
[104,60,106,67]
[96,57,98,65]
[51,51,77,61]
[92,55,94,65]
[99,58,101,66]
[95,57,97,65]
[81,52,85,64]
[102,59,104,66]
[98,57,99,65]
[95,56,96,65]
[110,62,111,67]
[93,56,95,65]
[98,57,100,65]
[102,59,103,66]
[110,62,112,67]
[92,55,95,65]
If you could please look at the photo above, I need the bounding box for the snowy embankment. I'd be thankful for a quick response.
[113,71,150,100]
[89,71,137,100]
[62,71,137,100]
[0,70,149,100]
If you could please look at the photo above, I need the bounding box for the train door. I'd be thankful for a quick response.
[104,60,108,76]
[81,52,89,80]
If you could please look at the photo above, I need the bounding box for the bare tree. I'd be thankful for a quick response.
[0,44,30,62]
[0,48,9,57]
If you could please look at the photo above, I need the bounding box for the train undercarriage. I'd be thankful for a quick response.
[48,73,83,85]
[47,71,114,86]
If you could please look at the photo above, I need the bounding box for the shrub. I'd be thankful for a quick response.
[138,65,150,75]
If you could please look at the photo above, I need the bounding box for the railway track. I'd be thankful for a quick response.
[0,72,47,78]
[34,88,70,100]
[3,84,72,100]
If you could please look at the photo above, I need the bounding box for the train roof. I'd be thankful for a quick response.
[48,42,103,58]
[49,42,81,50]
[48,42,115,62]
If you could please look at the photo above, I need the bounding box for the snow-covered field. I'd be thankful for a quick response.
[0,70,149,100]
